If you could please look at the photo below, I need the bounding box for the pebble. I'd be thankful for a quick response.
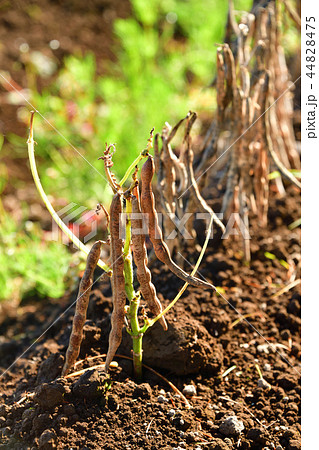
[168,409,175,417]
[182,385,197,397]
[257,378,271,390]
[157,395,168,403]
[132,383,152,399]
[263,363,272,372]
[283,396,289,402]
[2,427,11,437]
[38,429,57,449]
[219,416,245,436]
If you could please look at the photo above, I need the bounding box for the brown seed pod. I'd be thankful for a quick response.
[105,193,127,372]
[62,240,103,377]
[140,155,213,289]
[131,194,167,330]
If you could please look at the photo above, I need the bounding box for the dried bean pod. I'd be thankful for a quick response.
[62,240,103,376]
[141,156,213,289]
[131,195,167,330]
[105,193,127,372]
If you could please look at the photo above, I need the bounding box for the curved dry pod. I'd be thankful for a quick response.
[140,156,214,289]
[62,240,103,376]
[131,195,168,330]
[105,193,127,372]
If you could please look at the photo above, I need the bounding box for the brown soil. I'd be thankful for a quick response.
[0,186,301,449]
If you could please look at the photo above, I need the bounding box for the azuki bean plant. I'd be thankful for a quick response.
[28,112,216,380]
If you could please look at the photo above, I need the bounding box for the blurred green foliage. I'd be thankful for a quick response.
[0,212,72,301]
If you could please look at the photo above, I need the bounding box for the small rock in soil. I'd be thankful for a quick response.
[33,413,53,436]
[62,403,75,416]
[37,353,64,384]
[157,394,168,403]
[207,437,231,449]
[247,427,269,445]
[219,416,244,436]
[288,440,301,450]
[132,383,152,399]
[182,384,196,397]
[72,369,107,398]
[38,428,57,449]
[35,380,70,409]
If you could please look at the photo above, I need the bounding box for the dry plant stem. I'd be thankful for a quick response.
[147,213,215,329]
[105,193,127,372]
[27,112,112,276]
[131,194,168,331]
[283,0,301,30]
[141,156,214,289]
[65,364,106,379]
[98,144,120,193]
[271,279,301,299]
[62,241,103,376]
[184,113,225,234]
[159,114,190,254]
[196,63,223,176]
[264,100,301,189]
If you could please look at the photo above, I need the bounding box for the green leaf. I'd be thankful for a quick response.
[268,170,281,180]
[264,252,276,260]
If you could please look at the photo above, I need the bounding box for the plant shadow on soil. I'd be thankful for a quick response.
[0,186,300,450]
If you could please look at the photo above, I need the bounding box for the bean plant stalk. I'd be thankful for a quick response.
[28,112,216,380]
[123,196,144,380]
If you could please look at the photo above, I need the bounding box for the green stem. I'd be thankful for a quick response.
[27,112,112,276]
[119,129,154,187]
[123,197,143,380]
[119,153,145,187]
[127,296,143,380]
